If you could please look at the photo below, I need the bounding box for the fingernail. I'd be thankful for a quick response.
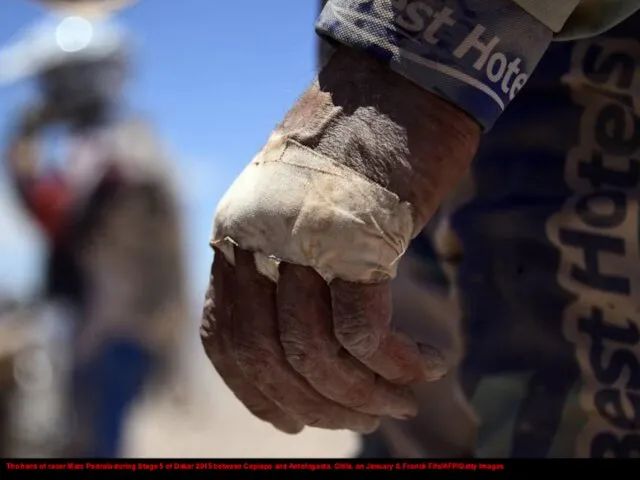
[391,413,416,421]
[418,344,448,380]
[274,418,305,435]
[358,420,381,434]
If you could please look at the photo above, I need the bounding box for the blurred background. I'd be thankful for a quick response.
[0,0,357,458]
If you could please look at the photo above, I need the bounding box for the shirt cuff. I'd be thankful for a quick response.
[316,0,553,131]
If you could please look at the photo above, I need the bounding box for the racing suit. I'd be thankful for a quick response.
[316,0,640,458]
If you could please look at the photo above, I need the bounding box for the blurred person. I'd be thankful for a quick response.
[201,0,640,459]
[2,10,189,458]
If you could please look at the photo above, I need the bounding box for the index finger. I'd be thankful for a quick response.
[201,251,304,434]
[330,279,447,385]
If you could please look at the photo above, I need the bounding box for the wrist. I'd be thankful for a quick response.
[276,46,480,229]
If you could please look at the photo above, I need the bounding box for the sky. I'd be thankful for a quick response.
[0,0,318,305]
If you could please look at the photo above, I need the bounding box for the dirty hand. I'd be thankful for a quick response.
[200,47,480,434]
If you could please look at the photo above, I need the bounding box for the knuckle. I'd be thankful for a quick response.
[284,351,318,376]
[360,417,381,434]
[334,325,379,359]
[280,338,321,375]
[294,406,334,428]
[199,323,213,341]
[306,416,329,428]
[291,401,333,425]
[339,383,373,409]
[200,312,217,339]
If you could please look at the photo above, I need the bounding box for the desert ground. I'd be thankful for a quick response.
[122,331,358,459]
[2,308,357,459]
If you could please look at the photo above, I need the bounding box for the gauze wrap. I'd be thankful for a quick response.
[211,136,415,284]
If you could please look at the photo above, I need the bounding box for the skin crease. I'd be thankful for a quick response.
[201,45,482,434]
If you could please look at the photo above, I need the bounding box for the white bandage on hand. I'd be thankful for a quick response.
[211,135,416,284]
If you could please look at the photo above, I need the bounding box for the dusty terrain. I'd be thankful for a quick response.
[122,334,358,459]
[2,309,357,459]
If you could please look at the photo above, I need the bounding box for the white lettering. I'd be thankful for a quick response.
[395,2,433,33]
[511,73,528,99]
[486,52,507,82]
[547,37,640,458]
[502,58,521,95]
[453,25,500,70]
[391,1,530,103]
[423,7,455,45]
[453,24,527,94]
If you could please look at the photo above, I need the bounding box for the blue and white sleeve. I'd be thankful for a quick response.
[315,0,556,131]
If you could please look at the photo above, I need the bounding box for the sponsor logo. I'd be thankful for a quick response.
[547,37,640,458]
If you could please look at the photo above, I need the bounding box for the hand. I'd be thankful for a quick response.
[200,47,480,434]
[4,103,53,179]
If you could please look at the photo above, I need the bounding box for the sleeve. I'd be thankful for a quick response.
[315,0,640,131]
[316,0,555,131]
[317,0,335,69]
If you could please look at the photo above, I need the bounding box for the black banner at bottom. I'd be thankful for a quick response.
[1,458,633,476]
